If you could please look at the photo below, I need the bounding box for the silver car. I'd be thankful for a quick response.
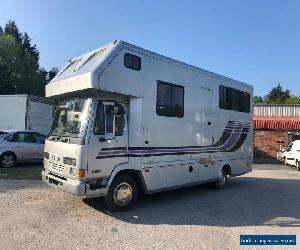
[0,130,46,168]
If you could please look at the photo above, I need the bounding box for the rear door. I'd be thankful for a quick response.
[6,132,37,160]
[87,101,128,179]
[31,132,46,159]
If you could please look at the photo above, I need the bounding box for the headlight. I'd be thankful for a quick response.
[63,157,76,166]
[44,152,49,159]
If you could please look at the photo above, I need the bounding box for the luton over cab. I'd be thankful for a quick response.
[42,40,253,211]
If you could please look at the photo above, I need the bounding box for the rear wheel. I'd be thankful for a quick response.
[211,168,229,190]
[297,161,300,171]
[105,174,138,212]
[0,152,15,168]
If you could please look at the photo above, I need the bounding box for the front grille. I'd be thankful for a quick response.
[49,172,67,181]
[49,161,65,173]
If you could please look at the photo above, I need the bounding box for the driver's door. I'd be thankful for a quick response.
[87,101,128,179]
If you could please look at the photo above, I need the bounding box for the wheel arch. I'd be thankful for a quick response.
[1,151,17,161]
[220,163,232,176]
[108,163,147,195]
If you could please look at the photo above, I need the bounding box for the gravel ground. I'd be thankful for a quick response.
[0,163,299,250]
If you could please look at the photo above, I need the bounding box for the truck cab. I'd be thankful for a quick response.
[42,97,132,206]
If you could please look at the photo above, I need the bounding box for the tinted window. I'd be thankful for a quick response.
[124,53,141,71]
[9,132,34,143]
[105,105,114,134]
[124,53,141,70]
[156,81,184,118]
[231,89,240,112]
[94,103,105,135]
[219,85,250,113]
[115,104,125,136]
[32,133,46,144]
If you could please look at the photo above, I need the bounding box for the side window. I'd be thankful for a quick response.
[13,133,26,142]
[105,105,114,134]
[4,134,13,142]
[115,104,125,136]
[9,132,34,143]
[219,85,250,113]
[219,85,232,110]
[156,81,184,118]
[32,133,46,144]
[124,53,141,71]
[24,133,35,143]
[231,89,241,112]
[94,103,126,136]
[94,103,105,135]
[243,92,250,113]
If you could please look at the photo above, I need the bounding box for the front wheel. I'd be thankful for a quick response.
[105,174,138,212]
[297,161,300,171]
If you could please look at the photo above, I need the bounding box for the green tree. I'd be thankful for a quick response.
[21,32,39,68]
[4,20,22,44]
[253,95,265,104]
[48,67,59,82]
[265,83,290,104]
[0,20,58,97]
[285,95,300,104]
[0,34,20,94]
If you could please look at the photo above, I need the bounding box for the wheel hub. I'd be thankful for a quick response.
[113,182,133,206]
[2,155,14,168]
[219,171,227,185]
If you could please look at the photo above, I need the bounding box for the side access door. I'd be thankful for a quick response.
[87,101,128,179]
[193,86,215,181]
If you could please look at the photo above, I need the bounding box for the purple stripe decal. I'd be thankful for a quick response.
[96,121,249,158]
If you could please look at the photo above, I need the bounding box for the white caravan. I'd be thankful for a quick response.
[42,40,253,211]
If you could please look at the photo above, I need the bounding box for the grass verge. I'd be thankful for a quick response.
[0,165,42,179]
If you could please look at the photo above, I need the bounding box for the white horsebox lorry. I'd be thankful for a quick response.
[42,40,253,211]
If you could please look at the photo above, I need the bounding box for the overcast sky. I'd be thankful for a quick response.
[1,0,300,96]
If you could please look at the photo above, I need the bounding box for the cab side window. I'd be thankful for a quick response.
[115,104,125,136]
[105,105,114,134]
[94,103,105,135]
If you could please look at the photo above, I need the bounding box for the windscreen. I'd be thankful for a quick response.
[49,98,91,138]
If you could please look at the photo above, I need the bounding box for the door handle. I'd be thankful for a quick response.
[15,146,21,148]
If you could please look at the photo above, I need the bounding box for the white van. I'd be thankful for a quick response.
[42,40,253,211]
[278,140,300,171]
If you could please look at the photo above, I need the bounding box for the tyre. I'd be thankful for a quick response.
[211,168,228,190]
[297,161,300,171]
[0,152,16,168]
[105,174,138,212]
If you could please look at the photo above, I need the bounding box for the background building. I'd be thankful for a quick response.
[253,104,300,159]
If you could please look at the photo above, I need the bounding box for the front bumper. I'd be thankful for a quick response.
[42,170,108,198]
[42,170,86,196]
